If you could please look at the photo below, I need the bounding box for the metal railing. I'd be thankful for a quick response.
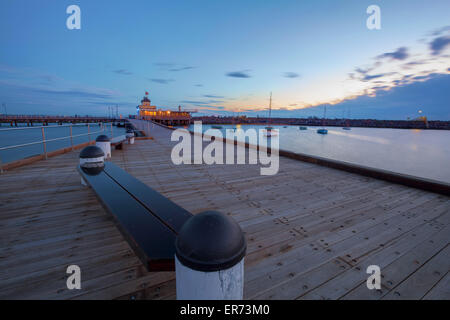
[0,123,115,173]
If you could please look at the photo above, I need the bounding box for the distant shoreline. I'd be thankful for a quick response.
[192,117,450,130]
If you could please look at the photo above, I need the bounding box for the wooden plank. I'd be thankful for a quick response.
[381,245,450,300]
[338,223,450,300]
[422,272,450,300]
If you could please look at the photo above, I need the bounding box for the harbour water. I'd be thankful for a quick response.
[186,124,450,184]
[2,121,450,184]
[0,123,126,164]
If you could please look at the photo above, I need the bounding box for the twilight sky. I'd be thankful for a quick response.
[0,0,449,119]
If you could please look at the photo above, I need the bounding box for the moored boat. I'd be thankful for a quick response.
[317,105,328,135]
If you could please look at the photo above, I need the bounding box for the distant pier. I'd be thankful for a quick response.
[0,115,123,127]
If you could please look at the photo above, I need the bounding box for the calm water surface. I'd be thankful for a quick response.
[0,123,126,164]
[186,124,450,184]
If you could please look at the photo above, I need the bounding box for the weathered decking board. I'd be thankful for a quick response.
[0,124,448,299]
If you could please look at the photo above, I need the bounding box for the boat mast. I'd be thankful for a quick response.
[322,105,327,127]
[269,92,272,124]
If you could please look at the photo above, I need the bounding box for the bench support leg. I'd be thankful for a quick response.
[175,256,244,300]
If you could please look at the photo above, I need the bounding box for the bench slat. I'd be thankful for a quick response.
[78,166,176,271]
[103,162,193,234]
[111,135,126,144]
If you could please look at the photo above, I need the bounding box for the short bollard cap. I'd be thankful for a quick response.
[79,146,105,175]
[79,145,105,159]
[96,134,110,142]
[175,211,247,272]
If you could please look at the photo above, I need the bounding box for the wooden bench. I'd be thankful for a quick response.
[77,161,193,271]
[111,135,127,150]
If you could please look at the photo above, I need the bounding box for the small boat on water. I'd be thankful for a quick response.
[283,126,287,128]
[211,125,223,129]
[299,126,307,130]
[342,127,351,130]
[264,130,278,137]
[317,105,328,135]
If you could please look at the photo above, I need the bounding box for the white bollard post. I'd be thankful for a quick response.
[126,129,135,144]
[175,211,247,300]
[95,135,111,159]
[79,146,105,186]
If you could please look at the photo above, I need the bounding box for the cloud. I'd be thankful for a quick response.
[376,47,409,61]
[203,94,224,98]
[283,72,300,78]
[154,62,175,67]
[402,61,426,70]
[38,74,63,83]
[431,25,450,36]
[149,78,175,84]
[29,88,117,99]
[355,67,370,74]
[168,66,195,72]
[154,63,195,72]
[195,105,225,110]
[113,69,133,75]
[413,75,431,81]
[226,70,251,78]
[332,74,450,119]
[362,73,386,81]
[180,99,224,105]
[430,36,450,55]
[180,100,207,104]
[0,79,120,102]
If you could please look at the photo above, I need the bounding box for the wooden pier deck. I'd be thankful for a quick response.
[0,124,449,300]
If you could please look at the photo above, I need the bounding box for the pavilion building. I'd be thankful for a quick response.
[137,92,192,126]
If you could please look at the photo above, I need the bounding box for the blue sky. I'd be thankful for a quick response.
[0,0,449,119]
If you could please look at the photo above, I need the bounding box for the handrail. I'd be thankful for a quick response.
[0,123,101,131]
[0,129,105,151]
[0,123,114,173]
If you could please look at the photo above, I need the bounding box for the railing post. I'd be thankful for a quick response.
[41,127,47,159]
[0,156,3,174]
[175,211,246,300]
[110,122,113,138]
[87,123,91,142]
[70,125,73,150]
